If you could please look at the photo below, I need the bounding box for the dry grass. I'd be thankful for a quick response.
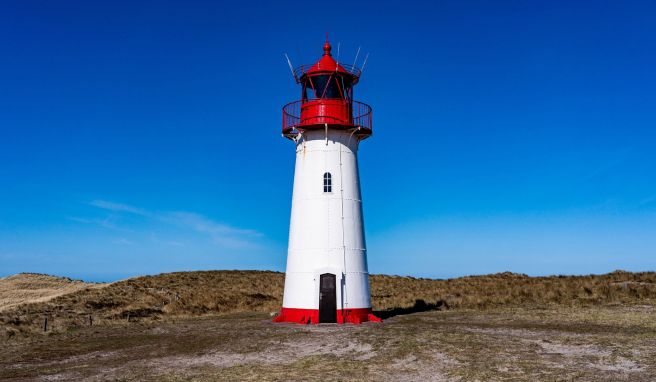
[1,270,284,337]
[370,270,656,312]
[1,270,655,380]
[1,270,655,338]
[0,273,101,313]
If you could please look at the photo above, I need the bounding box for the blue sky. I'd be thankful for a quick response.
[1,1,655,281]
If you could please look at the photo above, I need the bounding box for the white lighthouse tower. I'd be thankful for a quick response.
[274,40,380,324]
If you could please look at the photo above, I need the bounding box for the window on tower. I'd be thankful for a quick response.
[323,172,332,193]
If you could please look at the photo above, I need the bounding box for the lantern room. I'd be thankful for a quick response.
[282,40,372,140]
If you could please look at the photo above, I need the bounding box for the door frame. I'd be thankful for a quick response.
[318,273,337,323]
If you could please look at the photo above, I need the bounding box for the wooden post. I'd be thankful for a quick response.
[43,317,48,332]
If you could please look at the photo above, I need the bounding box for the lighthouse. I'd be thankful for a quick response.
[274,39,381,324]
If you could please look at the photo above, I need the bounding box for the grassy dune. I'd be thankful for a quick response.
[2,270,655,339]
[0,273,101,313]
[1,270,655,381]
[372,270,656,311]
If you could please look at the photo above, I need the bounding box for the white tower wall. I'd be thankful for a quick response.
[282,128,372,313]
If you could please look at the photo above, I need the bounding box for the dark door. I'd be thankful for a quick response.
[319,273,337,323]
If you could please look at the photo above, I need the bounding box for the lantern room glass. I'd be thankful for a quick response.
[303,75,352,101]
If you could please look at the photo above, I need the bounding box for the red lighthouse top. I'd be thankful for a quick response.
[301,41,360,79]
[282,39,372,140]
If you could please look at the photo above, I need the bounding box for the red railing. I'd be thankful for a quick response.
[292,63,361,80]
[351,101,373,131]
[282,100,372,134]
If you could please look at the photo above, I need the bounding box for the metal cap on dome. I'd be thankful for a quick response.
[323,40,332,56]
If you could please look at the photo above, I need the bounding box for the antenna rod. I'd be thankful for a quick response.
[360,53,370,74]
[352,46,361,69]
[336,42,341,61]
[284,53,297,81]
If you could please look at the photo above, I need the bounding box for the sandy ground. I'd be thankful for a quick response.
[1,306,655,381]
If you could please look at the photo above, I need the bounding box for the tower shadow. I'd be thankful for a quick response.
[374,299,447,319]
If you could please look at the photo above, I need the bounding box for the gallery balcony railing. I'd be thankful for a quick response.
[282,100,372,137]
[292,63,362,81]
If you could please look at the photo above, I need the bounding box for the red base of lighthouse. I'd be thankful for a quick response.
[272,307,382,324]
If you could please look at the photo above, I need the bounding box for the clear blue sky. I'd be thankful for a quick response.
[1,1,655,281]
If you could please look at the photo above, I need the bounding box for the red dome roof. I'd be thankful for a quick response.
[294,40,361,80]
[305,41,351,75]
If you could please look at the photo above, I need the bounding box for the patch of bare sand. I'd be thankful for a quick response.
[388,351,460,382]
[147,335,376,374]
[462,326,556,339]
[537,341,611,357]
[593,357,643,373]
[38,371,80,382]
[537,341,644,373]
[461,326,646,376]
